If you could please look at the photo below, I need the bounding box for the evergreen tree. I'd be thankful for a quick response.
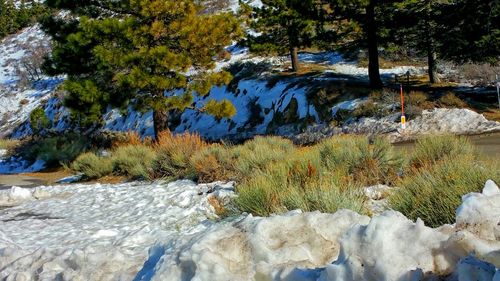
[42,0,242,139]
[0,0,49,39]
[440,0,500,64]
[320,0,388,88]
[379,0,450,84]
[246,0,318,72]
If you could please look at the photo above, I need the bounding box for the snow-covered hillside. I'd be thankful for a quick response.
[1,19,427,140]
[0,25,65,138]
[0,179,498,280]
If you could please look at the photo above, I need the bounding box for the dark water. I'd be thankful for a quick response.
[394,132,500,159]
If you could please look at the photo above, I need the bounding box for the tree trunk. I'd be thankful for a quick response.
[366,0,383,89]
[290,46,300,73]
[427,49,440,84]
[153,109,169,141]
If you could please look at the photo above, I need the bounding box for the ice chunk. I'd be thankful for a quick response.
[456,182,500,240]
[9,186,33,201]
[483,180,500,196]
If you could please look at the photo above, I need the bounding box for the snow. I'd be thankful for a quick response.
[0,25,65,138]
[0,156,45,174]
[0,23,437,141]
[0,180,236,280]
[0,179,499,280]
[294,108,500,144]
[456,180,500,241]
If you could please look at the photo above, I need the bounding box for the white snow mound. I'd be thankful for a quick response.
[0,180,236,280]
[1,176,499,280]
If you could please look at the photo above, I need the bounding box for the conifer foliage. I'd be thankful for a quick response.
[246,0,318,72]
[0,0,49,39]
[42,0,241,139]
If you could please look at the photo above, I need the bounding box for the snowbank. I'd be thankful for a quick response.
[293,108,500,144]
[0,144,45,174]
[0,180,235,280]
[0,180,498,280]
[147,180,500,281]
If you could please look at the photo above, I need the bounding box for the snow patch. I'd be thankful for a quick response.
[0,180,236,280]
[1,180,499,280]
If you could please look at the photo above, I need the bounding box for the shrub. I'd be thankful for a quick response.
[0,139,19,151]
[231,136,295,179]
[29,107,51,134]
[71,152,113,179]
[438,92,466,108]
[19,134,90,167]
[353,100,379,118]
[408,91,429,107]
[111,131,147,147]
[235,152,366,216]
[112,145,156,179]
[410,135,475,168]
[390,155,500,227]
[190,144,236,183]
[317,136,402,186]
[459,63,500,87]
[152,131,207,179]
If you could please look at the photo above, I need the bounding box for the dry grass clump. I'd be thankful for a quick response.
[235,150,366,216]
[0,138,19,151]
[438,92,467,108]
[112,131,148,147]
[317,136,402,186]
[409,135,475,168]
[152,131,208,180]
[190,144,236,183]
[66,131,497,223]
[112,144,156,179]
[390,155,499,227]
[71,152,113,179]
[231,136,295,179]
[390,135,498,227]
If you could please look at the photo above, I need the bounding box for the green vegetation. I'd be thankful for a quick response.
[71,152,113,180]
[43,0,241,139]
[63,133,496,227]
[0,0,49,39]
[112,145,156,179]
[409,136,474,168]
[19,134,90,167]
[29,107,51,134]
[390,135,499,227]
[244,0,317,72]
[390,154,499,227]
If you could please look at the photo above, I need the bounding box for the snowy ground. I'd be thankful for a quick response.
[1,21,428,140]
[0,179,498,280]
[0,180,236,280]
[293,108,500,144]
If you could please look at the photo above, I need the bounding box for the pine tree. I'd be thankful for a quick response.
[246,0,318,72]
[42,0,242,139]
[321,0,388,88]
[440,0,500,64]
[380,0,454,84]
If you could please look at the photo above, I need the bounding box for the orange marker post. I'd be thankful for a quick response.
[400,84,406,129]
